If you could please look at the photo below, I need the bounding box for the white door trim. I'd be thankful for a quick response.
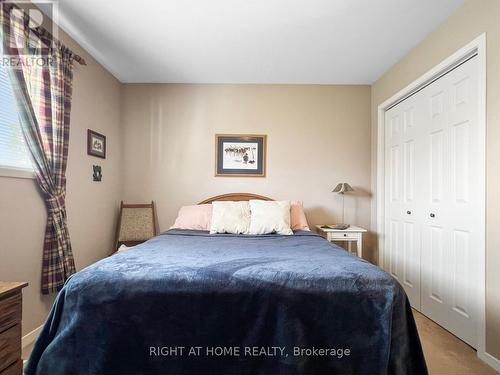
[376,33,487,359]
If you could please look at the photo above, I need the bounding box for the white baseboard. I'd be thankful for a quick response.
[479,351,500,372]
[22,325,43,349]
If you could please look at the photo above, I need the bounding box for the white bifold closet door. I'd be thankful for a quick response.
[384,56,480,348]
[384,92,423,310]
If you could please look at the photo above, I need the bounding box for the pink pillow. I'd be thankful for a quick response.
[171,204,212,231]
[290,200,310,231]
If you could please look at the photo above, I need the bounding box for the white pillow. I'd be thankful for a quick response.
[248,200,293,235]
[210,201,251,234]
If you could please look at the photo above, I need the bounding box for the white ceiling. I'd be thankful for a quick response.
[55,0,464,84]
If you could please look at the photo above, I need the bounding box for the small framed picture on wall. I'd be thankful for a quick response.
[87,129,106,159]
[215,134,266,177]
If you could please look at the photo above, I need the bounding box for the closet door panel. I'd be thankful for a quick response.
[429,225,445,304]
[451,229,471,318]
[420,57,479,348]
[384,95,421,309]
[403,221,417,290]
[430,130,445,203]
[384,56,480,347]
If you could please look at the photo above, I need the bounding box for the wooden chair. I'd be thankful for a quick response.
[112,201,158,254]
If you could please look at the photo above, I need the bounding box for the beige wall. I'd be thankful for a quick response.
[121,84,374,259]
[371,0,500,358]
[0,29,122,335]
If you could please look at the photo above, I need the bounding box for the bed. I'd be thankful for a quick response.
[26,193,427,375]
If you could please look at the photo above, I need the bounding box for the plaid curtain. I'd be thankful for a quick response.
[1,3,76,294]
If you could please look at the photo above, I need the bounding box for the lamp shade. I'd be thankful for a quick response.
[332,182,354,194]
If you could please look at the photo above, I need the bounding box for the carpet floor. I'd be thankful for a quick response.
[413,310,498,374]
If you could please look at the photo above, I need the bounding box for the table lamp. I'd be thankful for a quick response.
[332,182,354,229]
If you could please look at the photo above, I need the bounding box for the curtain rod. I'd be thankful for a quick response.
[34,26,87,66]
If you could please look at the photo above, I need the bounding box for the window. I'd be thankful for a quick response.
[0,59,34,177]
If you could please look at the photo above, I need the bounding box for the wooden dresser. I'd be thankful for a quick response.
[0,282,28,375]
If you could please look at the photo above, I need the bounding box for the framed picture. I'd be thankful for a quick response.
[215,134,266,177]
[87,130,106,159]
[93,165,102,182]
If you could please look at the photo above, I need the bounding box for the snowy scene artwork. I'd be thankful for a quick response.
[215,134,266,177]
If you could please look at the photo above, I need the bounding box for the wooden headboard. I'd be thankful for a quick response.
[198,193,273,204]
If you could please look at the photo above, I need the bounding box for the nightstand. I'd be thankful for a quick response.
[316,225,367,258]
[0,282,28,375]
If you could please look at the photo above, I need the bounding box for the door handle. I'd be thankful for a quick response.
[430,213,435,218]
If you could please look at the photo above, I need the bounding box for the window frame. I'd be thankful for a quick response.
[0,53,35,179]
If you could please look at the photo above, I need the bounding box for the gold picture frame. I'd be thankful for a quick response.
[215,134,267,177]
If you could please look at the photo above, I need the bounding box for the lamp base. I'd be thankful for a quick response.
[331,224,350,230]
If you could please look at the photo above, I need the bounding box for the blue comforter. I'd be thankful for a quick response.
[26,230,427,375]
